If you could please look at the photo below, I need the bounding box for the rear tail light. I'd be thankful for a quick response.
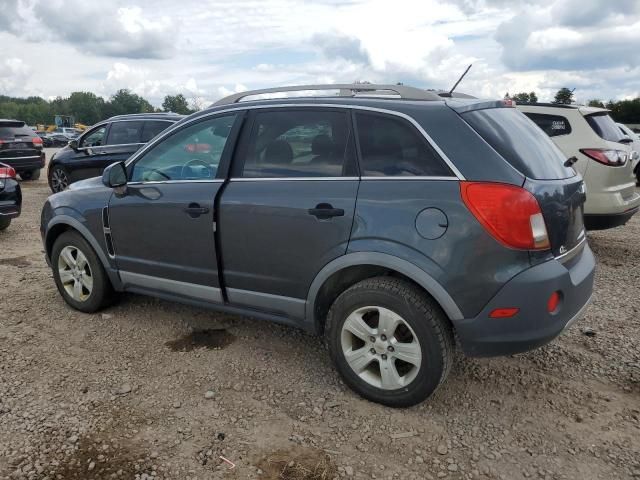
[460,182,550,250]
[0,166,17,179]
[580,148,627,166]
[32,137,43,146]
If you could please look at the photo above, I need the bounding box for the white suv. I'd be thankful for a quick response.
[517,104,640,230]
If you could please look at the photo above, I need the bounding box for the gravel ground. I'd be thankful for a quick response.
[1,150,639,480]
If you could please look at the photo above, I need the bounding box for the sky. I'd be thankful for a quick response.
[1,0,639,107]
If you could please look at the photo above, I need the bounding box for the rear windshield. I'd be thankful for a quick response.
[463,108,575,180]
[0,122,34,139]
[585,113,624,143]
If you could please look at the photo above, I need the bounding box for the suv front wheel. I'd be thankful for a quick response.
[326,277,454,407]
[51,231,114,312]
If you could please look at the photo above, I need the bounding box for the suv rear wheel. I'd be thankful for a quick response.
[0,217,11,231]
[326,277,454,407]
[51,231,113,312]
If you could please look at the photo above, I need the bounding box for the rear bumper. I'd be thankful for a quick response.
[0,153,45,171]
[584,207,639,230]
[0,180,22,219]
[453,243,595,357]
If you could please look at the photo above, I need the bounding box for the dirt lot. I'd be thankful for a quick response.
[1,152,639,480]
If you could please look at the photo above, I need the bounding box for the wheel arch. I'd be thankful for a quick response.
[45,215,122,290]
[305,252,463,335]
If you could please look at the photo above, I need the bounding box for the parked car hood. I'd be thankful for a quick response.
[68,176,104,191]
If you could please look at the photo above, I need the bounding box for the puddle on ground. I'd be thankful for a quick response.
[165,329,236,352]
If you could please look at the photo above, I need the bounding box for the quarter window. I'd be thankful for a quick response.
[80,126,107,147]
[241,109,356,178]
[523,113,572,137]
[106,121,144,145]
[354,112,452,177]
[130,114,237,182]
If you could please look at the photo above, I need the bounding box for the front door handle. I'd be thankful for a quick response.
[184,203,210,218]
[308,203,345,220]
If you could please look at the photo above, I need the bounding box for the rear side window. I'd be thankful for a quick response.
[355,112,452,177]
[0,122,34,138]
[585,113,625,142]
[106,121,144,145]
[241,109,356,178]
[141,121,173,143]
[523,113,572,137]
[464,108,575,180]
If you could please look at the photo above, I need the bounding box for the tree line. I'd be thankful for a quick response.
[0,90,197,127]
[3,87,640,127]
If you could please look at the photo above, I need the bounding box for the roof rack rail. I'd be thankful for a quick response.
[213,84,442,106]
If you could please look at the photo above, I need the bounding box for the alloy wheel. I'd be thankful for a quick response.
[57,246,93,302]
[51,168,69,192]
[340,305,422,390]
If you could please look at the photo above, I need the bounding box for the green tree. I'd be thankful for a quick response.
[162,94,192,114]
[107,89,155,117]
[587,99,605,108]
[67,92,105,125]
[553,88,574,105]
[512,92,539,103]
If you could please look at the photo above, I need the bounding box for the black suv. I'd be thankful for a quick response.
[0,119,45,180]
[41,84,595,407]
[47,113,184,192]
[0,163,21,230]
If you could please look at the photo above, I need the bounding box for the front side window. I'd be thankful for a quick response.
[241,109,355,178]
[130,114,237,182]
[80,126,107,147]
[523,112,572,137]
[106,121,144,145]
[354,112,452,177]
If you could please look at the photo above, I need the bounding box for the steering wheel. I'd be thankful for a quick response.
[143,168,171,181]
[181,158,212,179]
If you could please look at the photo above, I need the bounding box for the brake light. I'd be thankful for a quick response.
[502,99,516,107]
[460,182,550,250]
[0,166,17,179]
[489,307,520,318]
[580,148,627,166]
[32,137,43,146]
[185,143,211,153]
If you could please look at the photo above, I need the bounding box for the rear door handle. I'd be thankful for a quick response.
[184,203,210,218]
[308,203,345,220]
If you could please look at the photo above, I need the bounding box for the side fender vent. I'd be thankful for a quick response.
[102,207,110,228]
[104,232,115,257]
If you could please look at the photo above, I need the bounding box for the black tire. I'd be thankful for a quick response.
[0,217,11,231]
[51,231,114,313]
[326,277,454,407]
[48,165,69,193]
[20,169,41,181]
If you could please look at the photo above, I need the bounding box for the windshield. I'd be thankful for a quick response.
[463,108,576,180]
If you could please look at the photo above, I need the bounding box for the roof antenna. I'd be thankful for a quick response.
[448,64,473,97]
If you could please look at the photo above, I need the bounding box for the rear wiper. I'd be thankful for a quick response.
[564,156,578,167]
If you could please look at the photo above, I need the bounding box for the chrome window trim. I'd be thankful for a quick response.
[127,179,224,186]
[76,142,145,152]
[360,176,459,181]
[1,155,41,160]
[230,176,359,182]
[124,103,464,180]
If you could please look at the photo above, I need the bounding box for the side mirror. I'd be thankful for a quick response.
[102,162,127,188]
[69,139,78,150]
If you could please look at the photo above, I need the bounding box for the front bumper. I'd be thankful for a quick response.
[453,242,595,357]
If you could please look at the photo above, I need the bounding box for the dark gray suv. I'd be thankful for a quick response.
[41,84,595,407]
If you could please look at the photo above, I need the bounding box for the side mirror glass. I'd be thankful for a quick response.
[102,161,127,188]
[69,139,78,150]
